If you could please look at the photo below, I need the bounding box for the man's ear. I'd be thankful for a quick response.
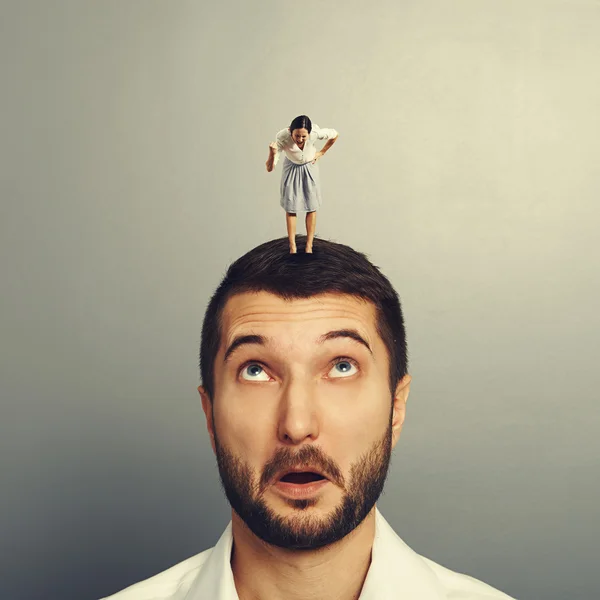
[391,375,411,449]
[198,385,216,455]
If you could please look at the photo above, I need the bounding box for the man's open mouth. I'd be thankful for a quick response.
[279,472,326,484]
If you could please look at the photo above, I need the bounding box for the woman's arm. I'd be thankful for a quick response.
[320,133,338,156]
[266,142,278,172]
[313,133,339,163]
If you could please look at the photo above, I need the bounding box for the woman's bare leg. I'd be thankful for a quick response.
[286,212,297,253]
[305,211,317,253]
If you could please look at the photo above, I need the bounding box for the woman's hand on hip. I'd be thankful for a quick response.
[312,151,324,164]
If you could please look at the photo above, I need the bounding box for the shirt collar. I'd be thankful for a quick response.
[185,507,446,600]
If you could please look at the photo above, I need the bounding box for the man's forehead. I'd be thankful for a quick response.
[220,291,378,337]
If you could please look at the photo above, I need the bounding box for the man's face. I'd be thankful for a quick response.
[200,291,410,550]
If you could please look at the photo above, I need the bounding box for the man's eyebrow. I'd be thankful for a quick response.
[223,334,267,362]
[318,329,372,354]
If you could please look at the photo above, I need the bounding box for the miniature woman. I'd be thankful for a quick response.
[266,115,338,253]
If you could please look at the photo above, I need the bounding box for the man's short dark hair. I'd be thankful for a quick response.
[199,236,408,401]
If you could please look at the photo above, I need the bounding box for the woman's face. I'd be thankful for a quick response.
[291,128,309,147]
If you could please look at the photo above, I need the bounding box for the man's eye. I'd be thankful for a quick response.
[328,359,358,379]
[240,363,270,381]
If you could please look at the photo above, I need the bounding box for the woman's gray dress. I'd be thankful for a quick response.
[280,157,322,213]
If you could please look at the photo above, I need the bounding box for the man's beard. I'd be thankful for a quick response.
[212,414,393,551]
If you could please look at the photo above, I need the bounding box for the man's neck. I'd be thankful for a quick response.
[230,510,376,600]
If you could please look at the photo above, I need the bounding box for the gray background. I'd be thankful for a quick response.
[1,1,599,599]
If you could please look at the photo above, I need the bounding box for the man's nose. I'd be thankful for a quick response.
[277,377,319,445]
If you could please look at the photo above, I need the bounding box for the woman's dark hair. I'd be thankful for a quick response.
[289,115,312,134]
[199,236,408,401]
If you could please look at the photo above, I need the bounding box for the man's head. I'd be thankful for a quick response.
[198,236,410,550]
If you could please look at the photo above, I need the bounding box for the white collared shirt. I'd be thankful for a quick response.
[273,124,338,166]
[101,508,516,599]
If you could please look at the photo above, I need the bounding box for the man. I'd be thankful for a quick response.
[103,236,515,600]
